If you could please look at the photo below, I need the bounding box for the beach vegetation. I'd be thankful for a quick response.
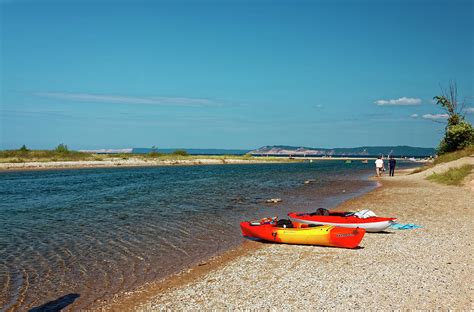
[427,164,473,186]
[433,145,474,165]
[55,143,70,153]
[409,146,474,174]
[242,153,253,159]
[171,150,189,156]
[434,82,474,155]
[0,146,95,162]
[19,145,29,152]
[108,153,131,159]
[147,145,162,158]
[0,148,292,164]
[410,166,426,174]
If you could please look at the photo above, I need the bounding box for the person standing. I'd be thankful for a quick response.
[375,156,384,177]
[389,156,396,176]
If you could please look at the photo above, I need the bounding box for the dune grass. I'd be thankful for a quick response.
[411,166,429,174]
[0,150,97,163]
[426,164,473,186]
[432,146,474,165]
[410,146,474,174]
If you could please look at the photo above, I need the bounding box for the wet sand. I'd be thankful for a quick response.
[97,156,473,311]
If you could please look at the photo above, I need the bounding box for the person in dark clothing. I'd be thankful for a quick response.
[389,156,396,176]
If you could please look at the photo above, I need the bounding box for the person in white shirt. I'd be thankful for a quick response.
[375,156,384,177]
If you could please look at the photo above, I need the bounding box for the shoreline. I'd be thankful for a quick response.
[0,157,425,172]
[97,158,473,310]
[93,167,382,311]
[94,240,266,310]
[0,158,292,172]
[95,174,381,311]
[2,158,381,311]
[93,169,384,311]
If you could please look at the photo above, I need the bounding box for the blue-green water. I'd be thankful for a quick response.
[0,161,416,310]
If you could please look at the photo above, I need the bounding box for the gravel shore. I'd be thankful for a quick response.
[101,157,473,311]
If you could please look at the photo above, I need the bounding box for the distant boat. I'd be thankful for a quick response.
[361,159,368,164]
[345,160,352,164]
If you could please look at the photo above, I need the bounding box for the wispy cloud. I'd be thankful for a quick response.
[410,114,419,118]
[2,109,76,119]
[374,97,422,106]
[422,113,449,120]
[464,107,474,114]
[34,92,219,107]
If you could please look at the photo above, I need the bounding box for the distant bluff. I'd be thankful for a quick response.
[249,145,436,157]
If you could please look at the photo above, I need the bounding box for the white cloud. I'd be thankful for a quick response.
[35,92,219,107]
[410,114,419,118]
[464,107,474,114]
[422,113,449,120]
[374,97,422,106]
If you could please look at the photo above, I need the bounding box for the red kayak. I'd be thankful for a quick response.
[240,218,365,249]
[288,208,396,232]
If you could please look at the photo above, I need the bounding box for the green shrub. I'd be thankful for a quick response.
[171,150,189,156]
[438,122,474,154]
[438,122,474,155]
[55,144,69,153]
[434,84,474,155]
[147,145,162,157]
[427,164,473,186]
[148,151,162,158]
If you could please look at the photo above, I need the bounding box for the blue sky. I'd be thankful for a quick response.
[1,0,473,150]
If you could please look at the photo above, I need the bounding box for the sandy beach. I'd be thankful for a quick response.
[0,157,390,171]
[98,156,473,311]
[0,157,290,171]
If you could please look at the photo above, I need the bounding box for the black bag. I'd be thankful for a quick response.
[276,219,293,228]
[310,208,330,216]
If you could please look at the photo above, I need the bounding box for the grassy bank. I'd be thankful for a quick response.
[0,150,97,163]
[426,164,473,186]
[411,146,474,174]
[432,146,474,165]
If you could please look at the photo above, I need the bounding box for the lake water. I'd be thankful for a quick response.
[0,161,417,310]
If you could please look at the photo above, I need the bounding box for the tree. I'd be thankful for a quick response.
[19,145,29,152]
[434,82,474,154]
[55,143,69,153]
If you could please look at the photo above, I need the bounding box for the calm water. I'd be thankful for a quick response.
[0,161,417,310]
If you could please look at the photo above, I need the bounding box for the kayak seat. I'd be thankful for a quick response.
[276,219,294,228]
[309,208,330,216]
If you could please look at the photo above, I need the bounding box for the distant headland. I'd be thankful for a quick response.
[103,145,436,157]
[249,145,436,157]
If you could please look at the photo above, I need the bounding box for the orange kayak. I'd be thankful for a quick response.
[240,219,365,249]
